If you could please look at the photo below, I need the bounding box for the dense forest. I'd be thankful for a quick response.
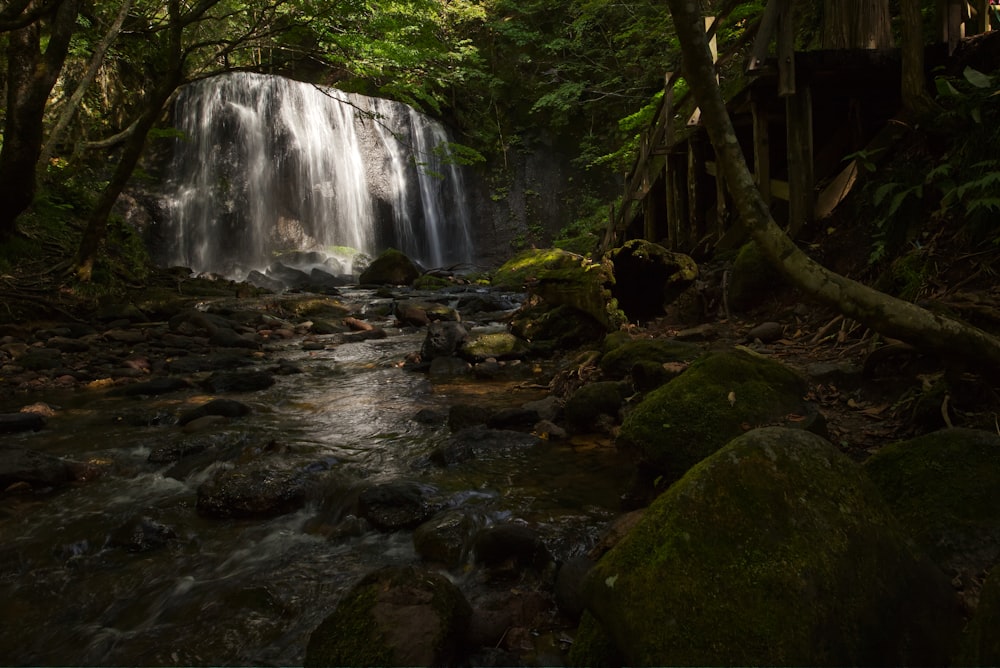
[4,2,1000,666]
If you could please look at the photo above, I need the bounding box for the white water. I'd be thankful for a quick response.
[162,73,475,279]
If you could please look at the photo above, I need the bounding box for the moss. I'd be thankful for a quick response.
[510,303,606,349]
[599,338,702,379]
[582,427,961,667]
[358,248,420,286]
[492,248,625,331]
[564,381,631,433]
[553,233,599,256]
[566,610,621,668]
[617,349,807,481]
[460,331,530,362]
[277,296,350,319]
[305,586,391,667]
[958,567,1000,665]
[304,566,470,667]
[863,428,1000,568]
[413,274,452,291]
[728,242,783,312]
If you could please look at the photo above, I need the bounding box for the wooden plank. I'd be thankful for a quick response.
[714,156,727,241]
[751,98,772,206]
[974,0,990,33]
[785,85,814,237]
[747,0,783,72]
[777,0,795,96]
[687,139,705,250]
[689,17,718,126]
[771,179,790,201]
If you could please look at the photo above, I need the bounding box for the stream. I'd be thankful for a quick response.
[0,286,633,666]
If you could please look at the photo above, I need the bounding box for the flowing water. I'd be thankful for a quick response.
[0,290,633,666]
[160,73,475,280]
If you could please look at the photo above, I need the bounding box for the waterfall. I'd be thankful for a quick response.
[161,72,475,280]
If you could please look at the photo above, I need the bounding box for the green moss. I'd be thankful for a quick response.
[728,242,783,311]
[567,610,621,667]
[413,274,452,291]
[491,248,582,291]
[617,349,807,481]
[305,587,391,667]
[958,568,1000,665]
[278,296,350,319]
[564,381,631,432]
[863,428,1000,567]
[599,338,702,379]
[510,303,606,349]
[583,427,961,667]
[460,331,530,362]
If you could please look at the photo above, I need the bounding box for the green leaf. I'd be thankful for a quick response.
[935,78,961,97]
[964,66,993,89]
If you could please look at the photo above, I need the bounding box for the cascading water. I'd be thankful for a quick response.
[161,72,475,279]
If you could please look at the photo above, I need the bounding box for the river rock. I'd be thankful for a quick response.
[106,515,178,553]
[413,510,476,568]
[0,413,45,434]
[196,463,309,518]
[165,351,253,373]
[0,447,76,491]
[305,565,471,667]
[430,425,542,466]
[617,348,812,483]
[563,381,631,434]
[357,480,440,532]
[447,404,491,432]
[420,321,468,361]
[575,427,962,667]
[864,428,1000,605]
[522,395,562,422]
[486,406,539,432]
[510,303,606,349]
[200,370,275,393]
[459,331,530,363]
[15,349,63,371]
[107,376,193,397]
[428,356,471,378]
[358,248,421,286]
[473,523,552,572]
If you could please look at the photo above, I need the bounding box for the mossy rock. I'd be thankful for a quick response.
[728,242,784,312]
[617,348,809,482]
[566,610,622,668]
[412,274,452,291]
[510,303,606,349]
[305,565,470,667]
[564,381,631,433]
[554,233,599,256]
[277,295,351,320]
[459,331,531,362]
[863,428,1000,582]
[582,427,962,667]
[492,248,624,331]
[599,338,702,380]
[604,240,698,320]
[358,248,420,286]
[959,566,1000,665]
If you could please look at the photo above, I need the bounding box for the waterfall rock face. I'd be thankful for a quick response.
[159,72,474,281]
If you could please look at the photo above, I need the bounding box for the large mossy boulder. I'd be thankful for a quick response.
[305,565,471,667]
[959,567,1000,665]
[358,248,420,286]
[604,240,698,320]
[598,338,702,379]
[617,348,810,482]
[492,248,624,331]
[509,302,606,349]
[459,331,531,362]
[578,427,962,667]
[863,428,1000,590]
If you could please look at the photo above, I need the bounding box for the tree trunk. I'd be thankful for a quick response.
[823,0,894,48]
[0,0,79,241]
[664,0,1000,373]
[900,0,939,118]
[39,0,133,175]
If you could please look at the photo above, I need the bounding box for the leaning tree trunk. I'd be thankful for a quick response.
[0,0,79,241]
[664,0,1000,373]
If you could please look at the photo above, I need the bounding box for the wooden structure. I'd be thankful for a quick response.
[603,0,994,257]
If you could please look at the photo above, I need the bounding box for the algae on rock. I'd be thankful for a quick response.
[616,348,811,482]
[580,427,962,667]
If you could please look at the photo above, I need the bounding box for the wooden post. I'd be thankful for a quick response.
[714,157,727,242]
[973,0,990,33]
[786,85,814,238]
[666,153,684,251]
[777,0,796,96]
[687,139,705,251]
[751,97,772,206]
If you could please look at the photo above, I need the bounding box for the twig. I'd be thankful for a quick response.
[810,314,844,344]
